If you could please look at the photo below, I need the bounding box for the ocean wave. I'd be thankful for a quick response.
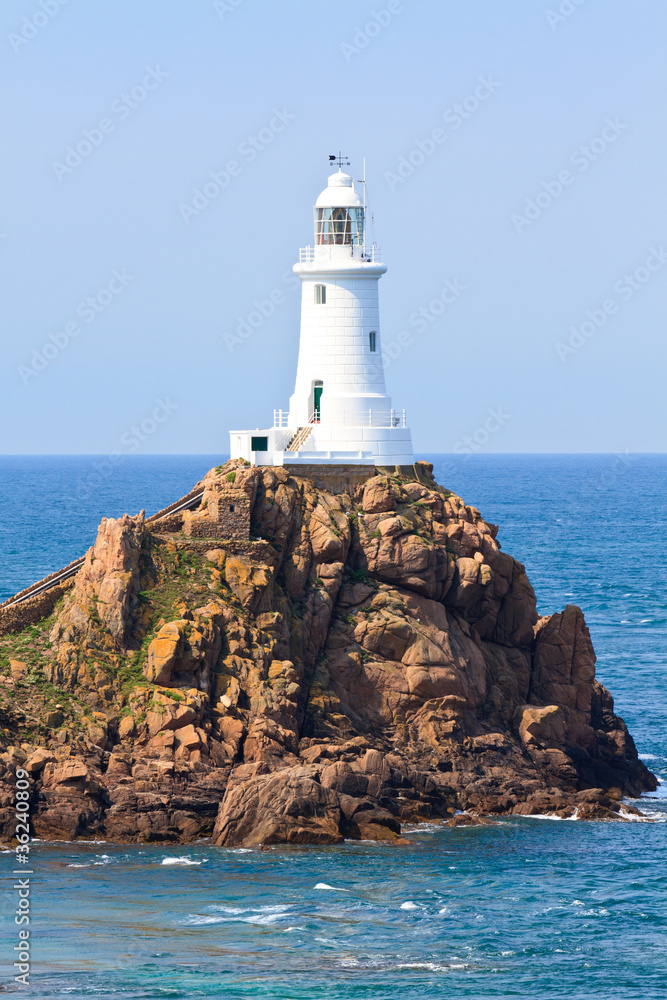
[181,914,228,925]
[650,778,667,798]
[208,904,290,915]
[618,806,667,823]
[400,901,419,910]
[314,881,348,891]
[396,961,468,972]
[518,809,580,821]
[401,821,445,833]
[160,856,206,866]
[340,958,468,972]
[181,904,291,927]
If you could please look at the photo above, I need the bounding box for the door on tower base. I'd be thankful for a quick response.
[312,381,323,423]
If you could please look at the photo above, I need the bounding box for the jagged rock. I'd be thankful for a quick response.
[0,460,656,846]
[55,512,145,649]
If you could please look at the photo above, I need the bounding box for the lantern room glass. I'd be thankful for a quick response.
[315,207,364,246]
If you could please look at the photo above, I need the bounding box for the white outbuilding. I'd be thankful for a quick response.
[229,164,414,469]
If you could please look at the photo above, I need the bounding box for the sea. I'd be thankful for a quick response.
[0,454,665,999]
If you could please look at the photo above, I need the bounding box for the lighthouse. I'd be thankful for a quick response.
[229,160,414,470]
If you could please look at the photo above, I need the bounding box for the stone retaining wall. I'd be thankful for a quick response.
[0,579,75,637]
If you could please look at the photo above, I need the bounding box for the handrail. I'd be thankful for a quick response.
[276,409,407,430]
[298,244,381,264]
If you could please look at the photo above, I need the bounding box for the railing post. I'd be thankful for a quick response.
[403,409,406,427]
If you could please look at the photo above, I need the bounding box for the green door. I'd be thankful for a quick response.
[313,385,323,421]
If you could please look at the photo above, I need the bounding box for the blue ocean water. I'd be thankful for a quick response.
[1,454,666,999]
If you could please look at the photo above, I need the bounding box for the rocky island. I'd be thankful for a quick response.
[0,461,656,846]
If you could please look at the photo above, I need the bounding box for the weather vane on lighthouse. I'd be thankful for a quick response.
[329,152,350,169]
[229,158,414,472]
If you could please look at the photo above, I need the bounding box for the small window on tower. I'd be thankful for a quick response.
[315,284,326,305]
[369,330,377,352]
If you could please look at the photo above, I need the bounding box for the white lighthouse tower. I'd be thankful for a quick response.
[229,159,414,470]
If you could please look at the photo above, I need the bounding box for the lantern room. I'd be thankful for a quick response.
[314,170,365,246]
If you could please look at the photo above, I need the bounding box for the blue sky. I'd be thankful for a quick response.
[1,0,666,455]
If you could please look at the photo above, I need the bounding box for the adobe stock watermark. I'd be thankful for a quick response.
[18,268,134,384]
[546,0,588,30]
[385,76,501,191]
[582,451,638,493]
[361,278,467,386]
[213,0,244,19]
[223,268,300,352]
[66,398,179,503]
[52,66,168,181]
[512,118,628,233]
[340,0,406,63]
[556,246,667,362]
[12,767,33,987]
[452,406,512,456]
[179,108,295,223]
[8,0,72,54]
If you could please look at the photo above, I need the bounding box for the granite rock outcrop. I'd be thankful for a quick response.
[0,461,656,846]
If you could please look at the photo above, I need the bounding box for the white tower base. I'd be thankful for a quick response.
[229,422,414,468]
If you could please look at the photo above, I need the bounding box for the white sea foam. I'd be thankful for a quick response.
[244,912,287,925]
[339,957,467,972]
[160,856,206,866]
[209,904,289,915]
[618,806,667,823]
[182,909,288,926]
[400,901,419,910]
[67,863,91,868]
[314,882,347,891]
[396,961,468,971]
[519,809,580,821]
[401,821,445,834]
[181,914,227,925]
[652,778,667,798]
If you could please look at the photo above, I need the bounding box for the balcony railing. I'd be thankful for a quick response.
[274,408,406,429]
[298,244,382,264]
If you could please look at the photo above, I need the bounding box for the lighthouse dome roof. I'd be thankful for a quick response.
[315,170,363,209]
